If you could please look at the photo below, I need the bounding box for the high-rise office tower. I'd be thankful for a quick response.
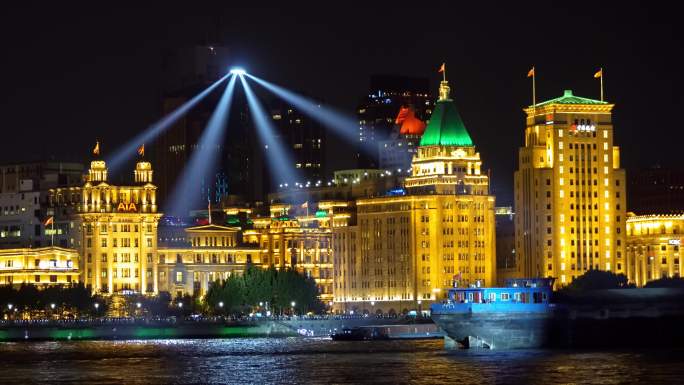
[514,90,626,285]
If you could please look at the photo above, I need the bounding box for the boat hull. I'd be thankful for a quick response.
[432,302,684,349]
[431,312,553,349]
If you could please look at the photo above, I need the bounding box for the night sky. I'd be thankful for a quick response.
[1,2,681,205]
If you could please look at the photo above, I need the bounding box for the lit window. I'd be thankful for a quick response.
[603,130,608,138]
[176,272,183,282]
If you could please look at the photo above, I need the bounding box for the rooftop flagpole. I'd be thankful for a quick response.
[528,66,536,114]
[208,197,212,225]
[601,67,604,101]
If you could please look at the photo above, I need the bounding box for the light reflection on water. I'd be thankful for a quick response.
[0,338,681,384]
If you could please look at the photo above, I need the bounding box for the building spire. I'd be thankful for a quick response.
[438,63,450,101]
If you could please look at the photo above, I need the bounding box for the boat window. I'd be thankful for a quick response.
[489,292,496,302]
[468,292,473,302]
[514,292,521,302]
[542,293,548,301]
[533,292,543,303]
[501,293,510,301]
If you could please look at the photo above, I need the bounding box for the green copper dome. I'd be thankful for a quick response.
[533,90,608,108]
[419,98,473,147]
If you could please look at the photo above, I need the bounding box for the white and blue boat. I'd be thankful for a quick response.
[431,277,684,349]
[430,278,555,349]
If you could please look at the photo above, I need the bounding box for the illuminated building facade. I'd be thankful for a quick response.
[78,155,162,294]
[357,75,432,168]
[514,90,626,286]
[157,224,263,298]
[0,246,79,287]
[625,214,684,286]
[333,78,496,314]
[0,161,84,249]
[242,202,340,303]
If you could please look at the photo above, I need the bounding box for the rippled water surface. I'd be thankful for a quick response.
[0,338,681,384]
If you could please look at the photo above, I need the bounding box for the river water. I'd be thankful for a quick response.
[0,338,681,384]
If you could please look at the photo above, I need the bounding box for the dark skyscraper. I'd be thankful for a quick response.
[270,101,325,185]
[628,167,684,214]
[356,75,432,168]
[155,84,264,211]
[155,45,266,211]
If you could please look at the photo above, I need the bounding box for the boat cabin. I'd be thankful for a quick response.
[447,278,554,305]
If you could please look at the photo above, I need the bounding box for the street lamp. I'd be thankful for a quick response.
[218,301,224,308]
[50,303,56,310]
[136,302,142,309]
[291,301,296,307]
[94,303,100,310]
[178,302,183,308]
[7,304,13,310]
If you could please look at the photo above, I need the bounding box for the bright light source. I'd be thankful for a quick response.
[230,68,246,75]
